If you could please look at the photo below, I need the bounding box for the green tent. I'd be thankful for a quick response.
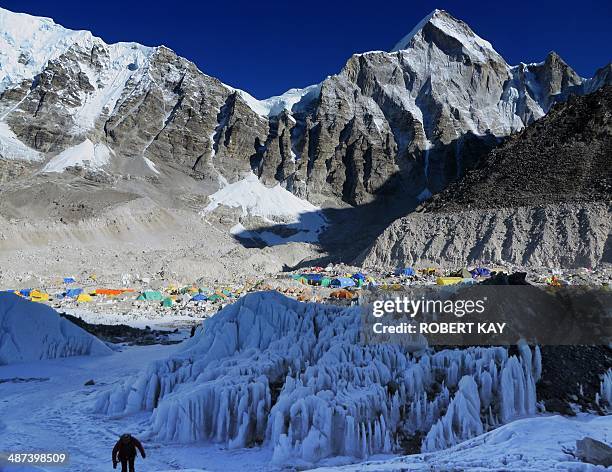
[161,297,173,307]
[321,277,332,287]
[137,290,164,301]
[208,294,224,302]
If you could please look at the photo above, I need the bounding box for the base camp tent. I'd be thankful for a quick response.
[436,277,464,286]
[77,293,93,302]
[66,288,83,298]
[30,290,49,302]
[471,267,491,278]
[330,277,356,289]
[395,267,416,277]
[330,289,354,299]
[137,291,163,301]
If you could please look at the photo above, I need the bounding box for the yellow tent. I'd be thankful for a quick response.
[436,277,464,286]
[77,293,93,303]
[30,290,49,302]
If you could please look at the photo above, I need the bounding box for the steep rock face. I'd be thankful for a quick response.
[361,87,612,269]
[0,7,610,208]
[419,86,612,213]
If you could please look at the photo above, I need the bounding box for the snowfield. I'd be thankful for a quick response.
[0,293,111,365]
[96,292,544,468]
[0,121,43,161]
[234,84,322,118]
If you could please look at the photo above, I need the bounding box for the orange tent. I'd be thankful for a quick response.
[96,289,123,296]
[330,289,354,299]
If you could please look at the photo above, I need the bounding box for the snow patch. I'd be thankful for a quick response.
[204,173,326,243]
[230,84,321,118]
[41,139,112,173]
[143,156,160,174]
[0,293,111,365]
[0,121,42,161]
[313,415,612,471]
[71,43,153,133]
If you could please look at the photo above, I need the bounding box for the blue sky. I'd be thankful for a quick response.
[1,0,610,98]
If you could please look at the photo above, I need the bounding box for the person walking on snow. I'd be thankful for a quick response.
[112,433,146,472]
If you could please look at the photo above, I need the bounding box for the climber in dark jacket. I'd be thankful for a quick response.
[112,433,146,472]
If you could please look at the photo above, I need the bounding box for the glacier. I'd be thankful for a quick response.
[96,291,541,466]
[0,292,112,365]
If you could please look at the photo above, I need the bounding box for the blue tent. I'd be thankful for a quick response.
[66,288,83,298]
[395,267,415,276]
[191,293,208,302]
[19,289,32,297]
[306,274,324,284]
[63,277,76,284]
[330,277,356,288]
[470,267,491,278]
[352,273,366,281]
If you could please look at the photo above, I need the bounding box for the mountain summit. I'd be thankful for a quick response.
[391,9,501,62]
[0,6,610,209]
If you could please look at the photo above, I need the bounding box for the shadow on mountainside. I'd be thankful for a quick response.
[233,131,501,269]
[233,172,421,270]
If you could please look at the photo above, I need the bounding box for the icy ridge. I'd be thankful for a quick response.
[96,292,540,465]
[230,84,322,118]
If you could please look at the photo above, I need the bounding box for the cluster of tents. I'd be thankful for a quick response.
[293,272,374,289]
[7,287,138,304]
[392,266,494,286]
[6,282,242,308]
[291,271,377,302]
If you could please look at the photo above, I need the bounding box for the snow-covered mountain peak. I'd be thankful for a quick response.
[0,7,154,95]
[391,9,503,64]
[0,7,91,92]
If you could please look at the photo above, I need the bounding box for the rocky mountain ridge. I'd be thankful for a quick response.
[1,7,610,210]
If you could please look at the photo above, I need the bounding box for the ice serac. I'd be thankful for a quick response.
[0,7,609,207]
[96,292,540,465]
[599,369,612,411]
[0,293,111,365]
[361,86,612,269]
